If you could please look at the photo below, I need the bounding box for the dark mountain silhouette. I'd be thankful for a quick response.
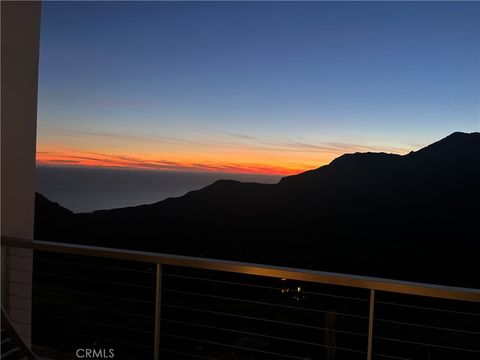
[35,132,480,286]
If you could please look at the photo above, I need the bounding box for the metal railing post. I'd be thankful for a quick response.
[154,264,162,360]
[1,246,8,308]
[367,289,375,360]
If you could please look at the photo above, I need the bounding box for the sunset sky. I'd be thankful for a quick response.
[37,1,479,175]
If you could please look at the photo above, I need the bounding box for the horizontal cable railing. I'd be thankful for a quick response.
[372,291,480,360]
[3,237,479,301]
[31,250,156,360]
[2,236,480,360]
[159,266,370,360]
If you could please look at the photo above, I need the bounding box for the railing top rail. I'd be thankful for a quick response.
[2,236,480,302]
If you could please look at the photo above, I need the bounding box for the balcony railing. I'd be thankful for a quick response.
[2,236,480,360]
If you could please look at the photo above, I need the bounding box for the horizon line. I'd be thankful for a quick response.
[35,161,301,177]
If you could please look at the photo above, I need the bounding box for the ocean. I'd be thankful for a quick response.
[36,166,281,213]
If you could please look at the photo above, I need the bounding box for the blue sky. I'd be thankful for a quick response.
[37,1,480,174]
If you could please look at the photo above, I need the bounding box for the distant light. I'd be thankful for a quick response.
[297,286,302,292]
[280,278,287,281]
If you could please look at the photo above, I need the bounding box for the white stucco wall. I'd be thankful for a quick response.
[1,0,42,347]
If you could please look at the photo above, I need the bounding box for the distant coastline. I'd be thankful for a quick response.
[36,165,281,213]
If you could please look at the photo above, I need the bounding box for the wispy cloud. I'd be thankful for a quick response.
[43,128,412,155]
[36,148,300,175]
[46,129,204,146]
[223,132,258,141]
[259,140,410,154]
[219,132,411,154]
[37,129,415,175]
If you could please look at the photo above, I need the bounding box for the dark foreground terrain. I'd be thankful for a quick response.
[36,132,480,287]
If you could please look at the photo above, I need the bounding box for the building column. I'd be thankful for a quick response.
[1,1,42,348]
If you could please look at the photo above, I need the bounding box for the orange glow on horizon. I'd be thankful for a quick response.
[36,131,410,176]
[36,145,319,175]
